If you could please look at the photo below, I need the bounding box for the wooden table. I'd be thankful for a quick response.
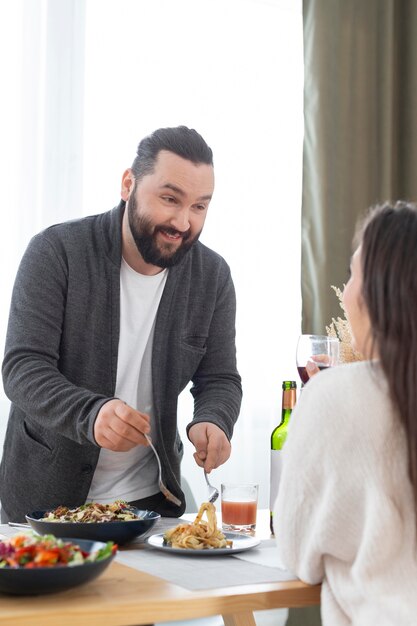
[0,511,320,626]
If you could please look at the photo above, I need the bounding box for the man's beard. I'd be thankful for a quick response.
[127,192,201,268]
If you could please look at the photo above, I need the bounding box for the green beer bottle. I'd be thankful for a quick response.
[270,380,297,535]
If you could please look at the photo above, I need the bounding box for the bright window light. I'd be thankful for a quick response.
[0,0,303,508]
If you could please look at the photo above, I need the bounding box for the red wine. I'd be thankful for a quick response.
[297,363,328,384]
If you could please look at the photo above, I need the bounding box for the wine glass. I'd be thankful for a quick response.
[296,334,340,385]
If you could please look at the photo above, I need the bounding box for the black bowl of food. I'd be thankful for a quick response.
[26,501,160,545]
[0,533,116,595]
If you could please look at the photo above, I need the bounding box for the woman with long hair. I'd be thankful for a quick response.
[274,201,417,625]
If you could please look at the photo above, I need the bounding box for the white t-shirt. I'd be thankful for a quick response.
[87,259,168,504]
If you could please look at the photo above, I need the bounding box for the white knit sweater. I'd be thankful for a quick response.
[274,361,417,625]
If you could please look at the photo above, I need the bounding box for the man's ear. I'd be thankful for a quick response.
[121,168,135,201]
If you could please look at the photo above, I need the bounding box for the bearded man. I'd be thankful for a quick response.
[1,126,242,522]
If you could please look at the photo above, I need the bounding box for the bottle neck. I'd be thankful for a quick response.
[280,407,292,426]
[282,388,296,411]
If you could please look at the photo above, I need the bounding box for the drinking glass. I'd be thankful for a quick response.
[221,483,258,534]
[296,334,340,385]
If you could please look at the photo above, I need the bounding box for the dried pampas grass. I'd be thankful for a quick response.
[326,286,364,364]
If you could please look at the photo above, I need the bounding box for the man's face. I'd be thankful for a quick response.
[126,150,214,269]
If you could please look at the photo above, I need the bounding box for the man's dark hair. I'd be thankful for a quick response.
[131,126,213,182]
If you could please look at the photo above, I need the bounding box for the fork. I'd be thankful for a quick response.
[144,433,182,507]
[204,470,219,504]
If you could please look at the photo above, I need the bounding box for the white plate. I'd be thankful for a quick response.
[147,531,260,555]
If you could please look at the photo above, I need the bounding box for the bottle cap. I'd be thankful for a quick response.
[282,380,297,390]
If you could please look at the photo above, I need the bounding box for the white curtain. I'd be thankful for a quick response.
[0,0,86,434]
[0,0,303,509]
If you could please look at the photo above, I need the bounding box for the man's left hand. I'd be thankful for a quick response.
[188,422,231,473]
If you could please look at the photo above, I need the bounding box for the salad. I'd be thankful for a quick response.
[0,532,116,569]
[41,500,139,523]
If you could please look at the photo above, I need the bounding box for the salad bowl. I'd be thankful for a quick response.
[25,507,160,545]
[0,536,116,595]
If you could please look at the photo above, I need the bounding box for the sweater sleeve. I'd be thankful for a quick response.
[186,264,242,441]
[273,375,327,584]
[273,366,370,584]
[2,232,111,445]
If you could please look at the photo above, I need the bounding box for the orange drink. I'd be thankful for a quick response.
[221,483,258,533]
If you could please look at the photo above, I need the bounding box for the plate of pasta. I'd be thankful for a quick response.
[147,502,260,555]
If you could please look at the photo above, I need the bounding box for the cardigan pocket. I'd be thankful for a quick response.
[179,337,207,388]
[22,419,54,454]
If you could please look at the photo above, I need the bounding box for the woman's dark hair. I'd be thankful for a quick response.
[131,126,213,181]
[359,201,417,515]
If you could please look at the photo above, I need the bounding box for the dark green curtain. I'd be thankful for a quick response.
[302,0,417,334]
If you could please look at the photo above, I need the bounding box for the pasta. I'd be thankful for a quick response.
[163,502,233,550]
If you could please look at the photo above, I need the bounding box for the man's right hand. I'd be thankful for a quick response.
[94,399,151,451]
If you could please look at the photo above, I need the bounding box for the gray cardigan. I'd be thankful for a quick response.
[1,204,242,521]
